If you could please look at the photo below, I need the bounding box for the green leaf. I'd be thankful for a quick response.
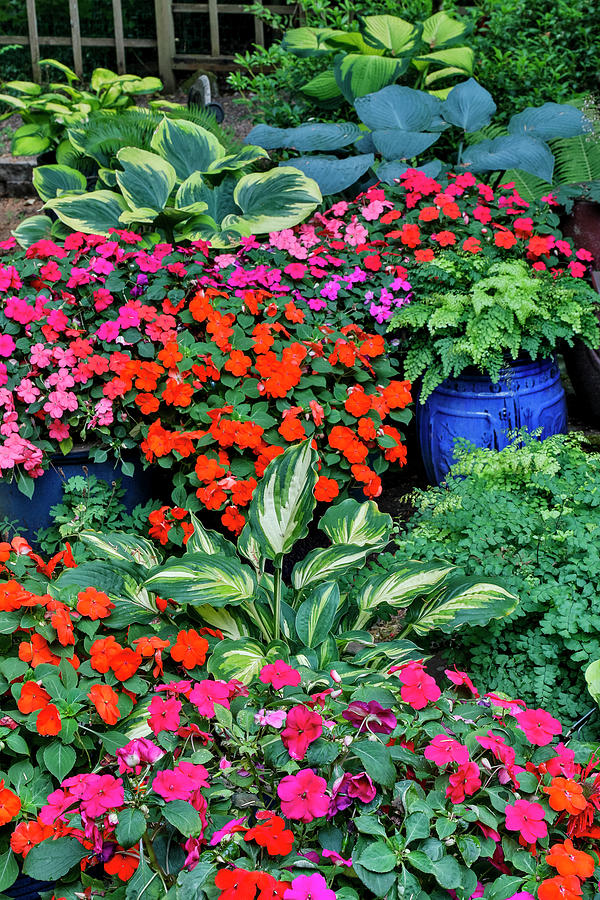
[406,575,519,635]
[116,147,176,212]
[585,658,600,706]
[79,531,161,567]
[45,189,129,235]
[248,441,318,561]
[116,808,147,847]
[484,875,525,900]
[352,639,425,669]
[12,214,53,249]
[0,850,18,893]
[144,553,256,607]
[335,54,409,103]
[208,638,268,683]
[352,740,395,787]
[24,837,87,881]
[281,26,340,57]
[186,512,236,557]
[422,11,468,49]
[354,561,456,628]
[432,855,463,889]
[175,860,217,900]
[150,117,225,181]
[354,816,387,837]
[43,742,76,781]
[161,800,203,836]
[319,498,392,547]
[206,145,269,174]
[360,15,422,54]
[195,605,249,640]
[295,581,340,648]
[125,858,164,900]
[356,841,397,873]
[32,164,86,202]
[226,167,322,235]
[405,812,431,844]
[292,543,371,591]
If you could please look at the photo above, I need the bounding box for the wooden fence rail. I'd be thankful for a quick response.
[0,0,295,91]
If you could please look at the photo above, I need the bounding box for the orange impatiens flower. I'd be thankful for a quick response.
[19,633,61,667]
[104,848,140,881]
[77,587,115,620]
[88,684,121,725]
[544,778,589,815]
[17,681,50,714]
[315,476,339,503]
[110,648,143,682]
[36,703,61,736]
[90,636,123,674]
[133,635,171,677]
[10,818,54,857]
[538,875,583,900]
[546,839,596,879]
[170,629,209,670]
[345,387,372,418]
[0,779,21,826]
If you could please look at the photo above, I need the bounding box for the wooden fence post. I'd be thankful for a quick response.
[154,0,176,91]
[68,0,83,76]
[253,0,265,47]
[25,0,40,81]
[208,0,220,58]
[112,0,126,73]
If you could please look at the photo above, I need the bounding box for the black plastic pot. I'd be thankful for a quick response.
[5,873,54,900]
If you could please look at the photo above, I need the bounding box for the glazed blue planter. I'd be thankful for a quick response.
[416,357,568,484]
[5,873,54,899]
[0,447,161,542]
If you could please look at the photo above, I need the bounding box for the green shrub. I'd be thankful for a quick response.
[367,433,600,723]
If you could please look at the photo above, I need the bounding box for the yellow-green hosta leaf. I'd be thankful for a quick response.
[40,58,79,82]
[292,543,371,591]
[207,638,268,683]
[90,67,120,92]
[228,166,322,235]
[150,117,225,181]
[360,15,422,55]
[406,576,519,635]
[295,581,340,648]
[117,75,163,95]
[421,12,469,50]
[79,531,161,568]
[415,47,475,75]
[334,54,409,103]
[11,122,52,156]
[319,498,392,547]
[354,561,456,629]
[281,26,340,58]
[45,189,129,234]
[300,70,343,102]
[32,164,86,202]
[3,80,42,95]
[196,604,249,640]
[585,659,600,707]
[144,553,257,608]
[248,441,318,561]
[116,146,176,212]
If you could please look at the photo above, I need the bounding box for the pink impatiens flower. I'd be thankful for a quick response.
[505,799,547,843]
[148,695,182,735]
[281,705,323,761]
[515,708,562,746]
[445,761,481,803]
[283,873,336,900]
[424,734,469,767]
[445,667,480,697]
[189,679,231,718]
[392,660,441,709]
[259,659,301,690]
[278,769,329,822]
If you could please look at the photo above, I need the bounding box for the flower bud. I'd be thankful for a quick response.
[107,813,119,826]
[330,669,341,684]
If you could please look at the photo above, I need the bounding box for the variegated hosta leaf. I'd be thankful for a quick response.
[238,524,264,570]
[207,638,269,683]
[144,553,256,608]
[406,575,519,635]
[56,559,143,600]
[248,441,318,561]
[352,639,426,669]
[124,698,152,739]
[319,498,392,548]
[353,561,457,629]
[186,512,236,557]
[295,581,340,648]
[79,531,161,568]
[292,543,373,592]
[317,634,339,668]
[195,604,249,641]
[336,630,376,648]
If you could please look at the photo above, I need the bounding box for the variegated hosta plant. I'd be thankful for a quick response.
[62,442,519,683]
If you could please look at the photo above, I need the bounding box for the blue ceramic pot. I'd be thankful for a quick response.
[416,357,568,484]
[0,446,163,541]
[5,873,54,899]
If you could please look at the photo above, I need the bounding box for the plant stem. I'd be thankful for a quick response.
[142,833,167,892]
[274,562,283,642]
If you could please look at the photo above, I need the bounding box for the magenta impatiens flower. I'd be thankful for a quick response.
[189,679,231,718]
[283,873,336,900]
[445,667,480,697]
[445,761,481,803]
[281,705,323,761]
[392,661,441,709]
[341,700,397,734]
[278,769,329,822]
[515,708,562,746]
[424,734,470,767]
[505,799,547,843]
[259,659,302,690]
[148,695,181,735]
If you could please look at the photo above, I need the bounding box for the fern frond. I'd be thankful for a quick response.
[550,132,600,184]
[501,168,551,202]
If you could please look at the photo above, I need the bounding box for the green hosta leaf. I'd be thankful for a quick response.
[352,740,395,787]
[195,604,249,640]
[422,11,469,49]
[150,117,225,180]
[226,166,321,235]
[11,122,52,155]
[207,638,268,683]
[442,78,496,132]
[334,54,409,103]
[356,841,397,872]
[32,164,86,202]
[354,561,456,628]
[24,837,87,881]
[585,658,600,706]
[45,189,129,235]
[248,441,318,561]
[0,850,18,893]
[415,47,475,75]
[162,800,203,836]
[295,581,340,648]
[116,808,147,847]
[406,575,519,635]
[144,553,256,608]
[12,214,53,248]
[281,26,340,57]
[360,15,422,54]
[186,512,236,557]
[79,531,161,568]
[57,558,141,597]
[206,145,268,174]
[300,70,342,102]
[292,543,371,591]
[43,742,76,781]
[319,498,392,547]
[116,147,176,211]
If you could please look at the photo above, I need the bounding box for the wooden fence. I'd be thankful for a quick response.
[0,0,295,91]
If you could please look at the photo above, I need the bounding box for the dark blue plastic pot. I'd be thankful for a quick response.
[0,447,164,542]
[5,873,54,899]
[416,357,568,484]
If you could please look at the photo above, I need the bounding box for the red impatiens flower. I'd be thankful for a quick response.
[76,586,115,620]
[17,681,50,714]
[445,761,481,803]
[170,629,209,670]
[36,703,61,736]
[281,705,323,761]
[505,798,547,843]
[392,660,441,709]
[88,683,121,725]
[245,811,294,856]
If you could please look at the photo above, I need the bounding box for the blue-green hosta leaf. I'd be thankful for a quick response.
[79,531,161,568]
[422,11,469,49]
[360,15,422,55]
[462,135,555,182]
[442,78,496,132]
[116,146,176,211]
[319,498,392,547]
[12,214,53,248]
[144,553,256,608]
[45,189,129,235]
[372,128,440,160]
[248,441,318,561]
[186,512,236,556]
[282,154,374,196]
[354,561,456,629]
[226,166,321,235]
[508,103,589,141]
[355,84,441,131]
[175,175,237,224]
[295,581,340,648]
[206,145,268,174]
[195,604,249,640]
[334,54,409,103]
[150,117,225,181]
[300,70,342,102]
[406,575,519,635]
[208,638,269,683]
[292,543,371,591]
[281,26,340,57]
[245,122,361,152]
[32,164,86,202]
